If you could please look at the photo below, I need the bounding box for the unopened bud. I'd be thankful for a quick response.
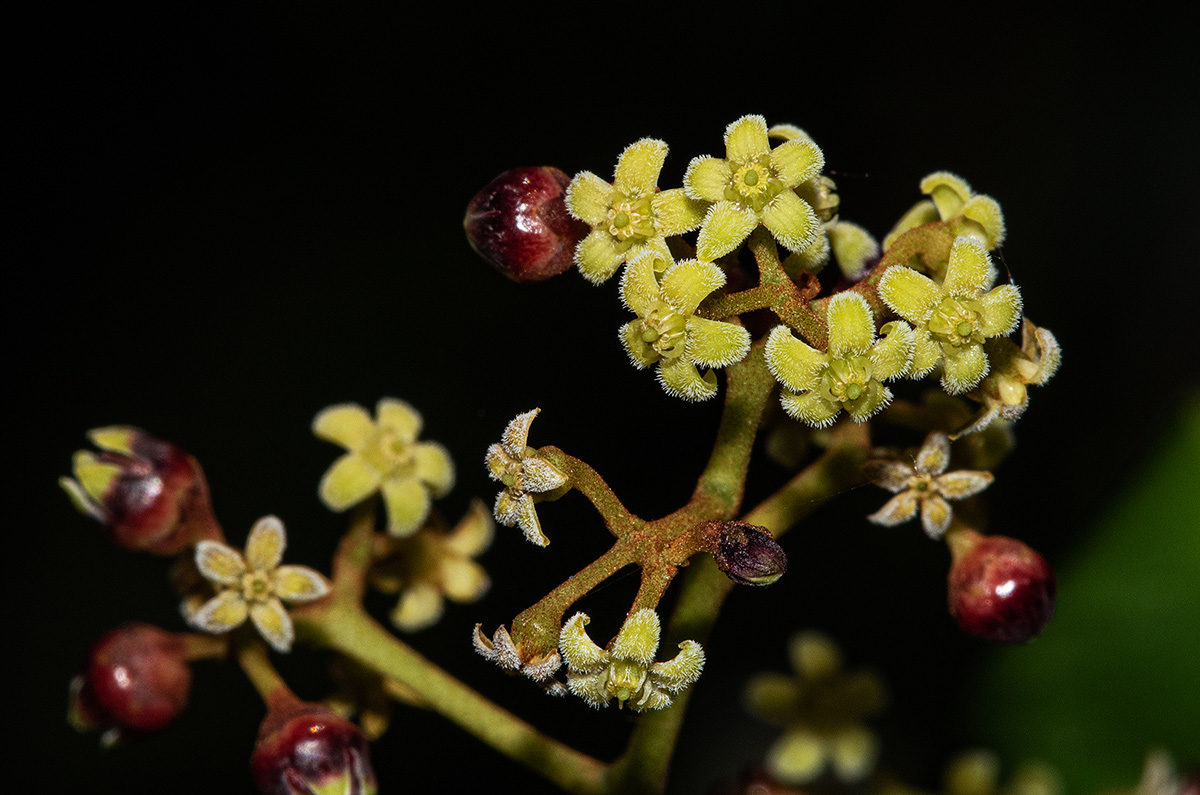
[251,696,378,795]
[464,166,587,283]
[704,521,788,586]
[947,532,1055,643]
[60,426,221,555]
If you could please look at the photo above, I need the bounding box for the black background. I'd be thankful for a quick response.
[11,8,1198,794]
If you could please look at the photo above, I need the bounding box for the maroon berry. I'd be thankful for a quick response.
[69,623,192,742]
[702,521,788,586]
[463,166,587,283]
[948,532,1056,643]
[251,696,377,795]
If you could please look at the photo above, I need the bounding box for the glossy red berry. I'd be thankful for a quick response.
[464,166,587,283]
[251,696,378,795]
[69,623,192,743]
[948,533,1056,643]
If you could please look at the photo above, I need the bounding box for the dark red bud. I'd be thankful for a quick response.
[948,533,1056,643]
[252,696,378,795]
[69,623,192,742]
[464,166,587,283]
[706,521,788,586]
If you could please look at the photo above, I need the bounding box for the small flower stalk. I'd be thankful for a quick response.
[485,408,568,546]
[314,399,455,537]
[60,426,221,555]
[766,293,914,427]
[620,250,751,401]
[558,609,704,711]
[251,694,378,795]
[188,516,330,652]
[865,431,994,539]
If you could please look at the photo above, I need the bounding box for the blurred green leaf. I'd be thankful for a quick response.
[969,396,1200,794]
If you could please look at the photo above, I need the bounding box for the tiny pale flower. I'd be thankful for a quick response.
[559,609,704,711]
[313,399,455,537]
[878,236,1022,394]
[620,250,751,402]
[864,431,993,538]
[684,115,825,260]
[472,623,565,694]
[188,516,329,652]
[766,292,914,427]
[958,319,1062,436]
[744,631,885,784]
[565,138,706,284]
[485,409,568,546]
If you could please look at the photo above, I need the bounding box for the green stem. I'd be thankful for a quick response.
[235,635,291,704]
[539,448,640,537]
[300,604,607,795]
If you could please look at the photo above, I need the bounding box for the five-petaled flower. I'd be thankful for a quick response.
[864,431,993,538]
[620,250,751,402]
[485,409,568,546]
[878,236,1022,395]
[684,114,825,261]
[559,609,704,711]
[765,292,914,427]
[565,138,706,284]
[313,399,455,537]
[188,516,330,652]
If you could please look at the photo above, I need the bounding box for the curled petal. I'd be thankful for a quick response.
[249,597,295,652]
[565,171,614,226]
[195,540,246,585]
[312,404,375,450]
[515,493,548,546]
[936,470,994,499]
[567,670,610,708]
[501,409,538,457]
[943,237,990,298]
[765,326,826,392]
[978,284,1023,338]
[661,259,725,316]
[559,613,608,671]
[686,317,750,369]
[879,266,939,323]
[915,432,951,475]
[963,194,1006,248]
[695,201,757,261]
[910,328,943,377]
[273,565,330,603]
[190,590,248,634]
[941,343,990,394]
[683,154,732,202]
[412,441,455,498]
[762,189,820,254]
[634,684,673,711]
[921,171,971,219]
[381,476,431,537]
[612,609,661,666]
[391,583,444,632]
[650,640,704,691]
[519,457,568,493]
[920,493,953,539]
[724,114,770,164]
[871,321,915,380]
[770,138,824,188]
[826,292,875,359]
[650,189,706,235]
[780,390,840,428]
[473,624,522,670]
[575,228,622,284]
[245,516,286,572]
[828,221,879,280]
[620,250,664,316]
[494,488,522,527]
[485,444,511,482]
[867,491,919,526]
[613,138,667,198]
[522,650,563,683]
[657,358,718,402]
[319,452,383,511]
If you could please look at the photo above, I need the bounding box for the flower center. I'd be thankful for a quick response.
[728,160,778,211]
[606,660,648,707]
[606,194,655,243]
[241,571,274,603]
[819,356,873,404]
[639,302,688,359]
[928,297,985,348]
[363,429,415,477]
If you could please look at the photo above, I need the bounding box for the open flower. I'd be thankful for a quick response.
[559,609,704,711]
[620,250,750,402]
[766,293,914,427]
[878,236,1022,394]
[369,500,493,632]
[744,631,885,785]
[188,516,329,652]
[684,114,825,260]
[313,399,455,537]
[865,431,993,538]
[566,138,706,284]
[485,409,567,546]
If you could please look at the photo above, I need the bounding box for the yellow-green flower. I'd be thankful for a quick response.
[883,171,1006,251]
[684,114,825,261]
[744,631,885,785]
[565,138,706,284]
[864,431,994,538]
[485,408,568,547]
[878,237,1022,394]
[188,516,330,652]
[766,293,914,427]
[619,250,751,402]
[313,399,455,537]
[369,500,493,632]
[959,319,1062,436]
[559,609,704,711]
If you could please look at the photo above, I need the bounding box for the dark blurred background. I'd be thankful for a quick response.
[11,8,1198,794]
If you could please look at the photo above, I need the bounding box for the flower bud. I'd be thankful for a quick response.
[60,426,222,555]
[464,166,587,283]
[68,623,192,745]
[947,532,1055,643]
[251,696,378,795]
[706,521,788,586]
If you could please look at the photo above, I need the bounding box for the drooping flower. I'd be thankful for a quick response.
[559,609,704,711]
[619,250,751,402]
[472,624,565,694]
[485,409,568,546]
[958,319,1062,436]
[683,115,825,261]
[188,516,330,652]
[369,499,493,632]
[565,138,706,284]
[878,236,1022,394]
[883,171,1006,251]
[765,292,914,427]
[313,399,455,537]
[864,431,993,539]
[744,631,885,784]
